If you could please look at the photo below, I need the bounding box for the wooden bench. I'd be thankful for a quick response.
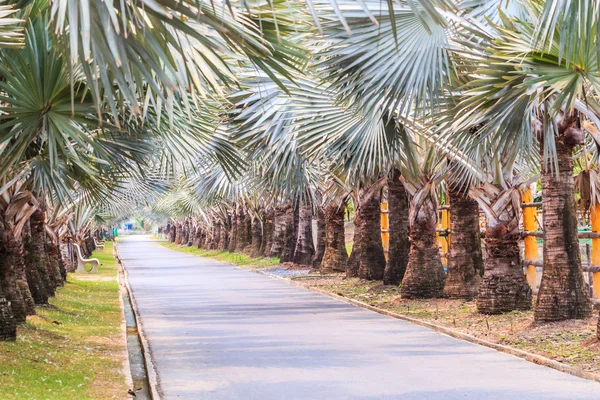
[74,244,101,273]
[94,238,105,251]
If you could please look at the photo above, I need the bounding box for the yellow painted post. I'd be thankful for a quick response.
[591,205,600,298]
[381,202,389,260]
[440,208,449,266]
[523,189,538,288]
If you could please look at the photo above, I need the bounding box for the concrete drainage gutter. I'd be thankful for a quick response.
[115,243,162,400]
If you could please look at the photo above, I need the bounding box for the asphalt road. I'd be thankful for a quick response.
[118,236,600,400]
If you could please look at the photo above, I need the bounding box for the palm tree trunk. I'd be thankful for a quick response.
[477,193,532,314]
[235,208,249,252]
[45,238,63,289]
[191,226,199,247]
[60,240,76,273]
[261,210,274,257]
[321,202,348,273]
[245,215,252,252]
[46,238,65,288]
[0,283,16,341]
[536,133,592,322]
[312,206,326,268]
[24,211,53,303]
[346,199,362,278]
[250,216,263,257]
[443,189,483,299]
[293,203,315,265]
[401,195,445,298]
[175,222,182,245]
[182,219,190,246]
[17,239,35,316]
[0,215,29,324]
[280,204,296,263]
[228,212,237,252]
[211,222,221,250]
[353,185,386,280]
[268,207,285,257]
[383,172,410,285]
[218,218,228,250]
[168,223,176,242]
[203,227,212,249]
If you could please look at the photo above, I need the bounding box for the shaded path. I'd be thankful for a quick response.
[118,236,600,400]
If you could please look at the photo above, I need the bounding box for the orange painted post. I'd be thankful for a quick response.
[523,189,538,288]
[381,202,389,259]
[591,205,600,298]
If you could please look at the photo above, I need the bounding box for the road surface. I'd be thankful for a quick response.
[118,236,600,399]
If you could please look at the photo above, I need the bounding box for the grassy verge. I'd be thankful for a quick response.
[0,241,128,399]
[299,276,600,374]
[156,241,280,269]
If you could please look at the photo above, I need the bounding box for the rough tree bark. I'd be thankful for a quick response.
[211,222,220,250]
[175,221,182,245]
[346,199,362,278]
[181,219,190,246]
[191,226,200,247]
[203,227,212,249]
[320,202,348,273]
[218,217,228,251]
[0,214,29,323]
[312,206,326,268]
[401,193,446,298]
[280,204,296,263]
[536,120,591,322]
[261,210,274,257]
[235,208,250,252]
[168,223,176,242]
[383,171,410,285]
[244,215,252,253]
[0,283,16,341]
[292,202,315,266]
[84,236,95,257]
[228,212,237,252]
[46,237,65,288]
[250,215,263,258]
[24,211,53,303]
[477,187,532,314]
[60,240,75,273]
[357,187,386,280]
[268,206,286,258]
[443,189,483,299]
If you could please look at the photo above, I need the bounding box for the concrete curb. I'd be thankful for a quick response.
[116,274,134,392]
[115,243,162,400]
[260,271,600,384]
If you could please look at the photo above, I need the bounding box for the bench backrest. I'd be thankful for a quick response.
[73,243,86,261]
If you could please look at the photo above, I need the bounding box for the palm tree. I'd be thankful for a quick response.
[470,166,533,314]
[399,145,446,299]
[0,179,37,323]
[443,183,483,299]
[320,199,348,273]
[383,169,410,285]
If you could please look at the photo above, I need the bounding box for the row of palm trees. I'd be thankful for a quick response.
[0,0,306,341]
[152,0,600,341]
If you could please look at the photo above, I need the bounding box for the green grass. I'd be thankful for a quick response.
[156,241,280,269]
[0,241,128,399]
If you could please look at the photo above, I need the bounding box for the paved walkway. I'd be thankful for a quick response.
[118,236,600,400]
